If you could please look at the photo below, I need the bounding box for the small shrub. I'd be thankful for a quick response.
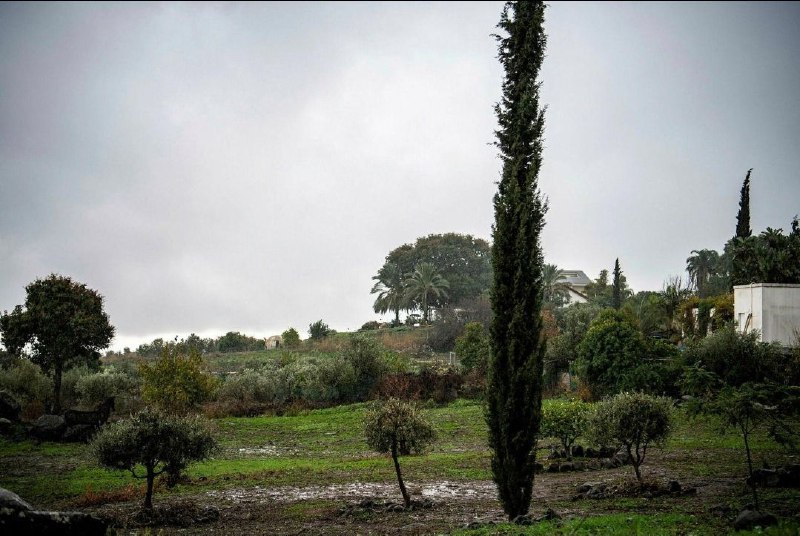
[540,399,592,459]
[139,346,217,414]
[76,368,139,408]
[91,408,217,509]
[589,392,672,482]
[364,398,436,508]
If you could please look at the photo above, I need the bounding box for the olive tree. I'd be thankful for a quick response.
[364,398,436,508]
[91,409,216,509]
[589,392,672,482]
[139,345,217,414]
[540,399,592,459]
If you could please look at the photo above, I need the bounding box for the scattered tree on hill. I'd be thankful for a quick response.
[0,274,114,413]
[91,409,216,509]
[403,263,449,324]
[364,398,436,508]
[139,345,217,414]
[589,392,672,482]
[736,169,752,239]
[281,327,301,349]
[612,259,623,310]
[486,0,548,520]
[371,262,407,324]
[308,320,332,340]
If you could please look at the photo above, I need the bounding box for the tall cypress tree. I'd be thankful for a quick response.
[612,258,622,309]
[736,169,752,239]
[486,0,547,521]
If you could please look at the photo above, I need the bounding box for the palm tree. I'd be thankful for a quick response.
[371,263,406,324]
[542,264,570,308]
[686,249,720,298]
[403,263,449,324]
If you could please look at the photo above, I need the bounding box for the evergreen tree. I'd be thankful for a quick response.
[736,169,752,239]
[486,0,547,521]
[612,258,623,309]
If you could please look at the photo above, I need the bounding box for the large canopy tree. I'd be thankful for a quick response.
[0,274,114,413]
[376,233,491,309]
[486,0,548,521]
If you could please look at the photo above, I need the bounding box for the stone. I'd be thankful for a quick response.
[0,391,20,422]
[584,447,597,458]
[571,445,584,458]
[576,482,599,494]
[0,509,107,536]
[30,414,66,441]
[0,418,13,435]
[559,462,575,472]
[0,487,32,511]
[573,461,586,471]
[668,480,682,493]
[534,462,544,473]
[547,463,559,473]
[748,468,780,488]
[512,514,534,525]
[732,509,778,531]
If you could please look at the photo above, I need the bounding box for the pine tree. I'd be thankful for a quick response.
[736,169,752,239]
[612,258,622,309]
[487,0,547,521]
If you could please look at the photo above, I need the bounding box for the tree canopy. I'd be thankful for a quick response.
[0,274,114,413]
[376,233,491,309]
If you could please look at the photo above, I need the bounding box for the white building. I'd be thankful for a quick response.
[734,283,800,347]
[559,269,591,304]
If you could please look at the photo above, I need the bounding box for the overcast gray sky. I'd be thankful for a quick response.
[2,2,798,350]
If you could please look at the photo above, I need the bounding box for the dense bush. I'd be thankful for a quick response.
[76,367,140,411]
[540,399,592,458]
[455,322,489,373]
[91,408,217,509]
[140,346,217,414]
[343,335,388,399]
[281,328,301,348]
[0,359,53,414]
[589,392,673,482]
[682,326,791,387]
[308,320,332,340]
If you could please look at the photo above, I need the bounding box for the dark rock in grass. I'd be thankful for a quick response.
[62,424,96,443]
[599,446,616,458]
[668,480,682,493]
[613,450,631,465]
[559,462,575,472]
[512,514,534,525]
[571,445,584,458]
[0,509,108,536]
[0,418,13,435]
[547,463,560,473]
[584,447,597,458]
[709,504,736,518]
[601,459,616,470]
[748,469,780,488]
[30,414,66,441]
[733,509,778,531]
[576,482,598,494]
[573,461,586,471]
[574,482,608,500]
[0,390,20,422]
[535,508,561,521]
[534,462,544,473]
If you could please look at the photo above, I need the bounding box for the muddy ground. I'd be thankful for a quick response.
[78,449,800,535]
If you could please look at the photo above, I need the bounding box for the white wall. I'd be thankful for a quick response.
[734,283,800,346]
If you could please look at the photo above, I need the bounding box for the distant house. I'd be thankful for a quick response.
[558,269,591,305]
[265,335,282,349]
[734,283,800,347]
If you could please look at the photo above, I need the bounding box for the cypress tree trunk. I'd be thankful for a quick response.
[487,0,547,521]
[52,362,63,414]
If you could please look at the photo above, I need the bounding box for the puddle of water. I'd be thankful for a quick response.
[207,481,498,503]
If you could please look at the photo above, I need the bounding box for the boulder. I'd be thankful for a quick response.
[584,447,597,458]
[31,415,66,441]
[559,462,575,472]
[547,463,559,473]
[0,487,107,536]
[0,509,108,536]
[0,418,13,436]
[571,445,584,458]
[732,509,777,531]
[0,390,20,422]
[0,487,32,511]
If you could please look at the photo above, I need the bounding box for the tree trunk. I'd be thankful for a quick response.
[391,443,410,508]
[144,467,155,510]
[743,426,759,509]
[52,364,63,414]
